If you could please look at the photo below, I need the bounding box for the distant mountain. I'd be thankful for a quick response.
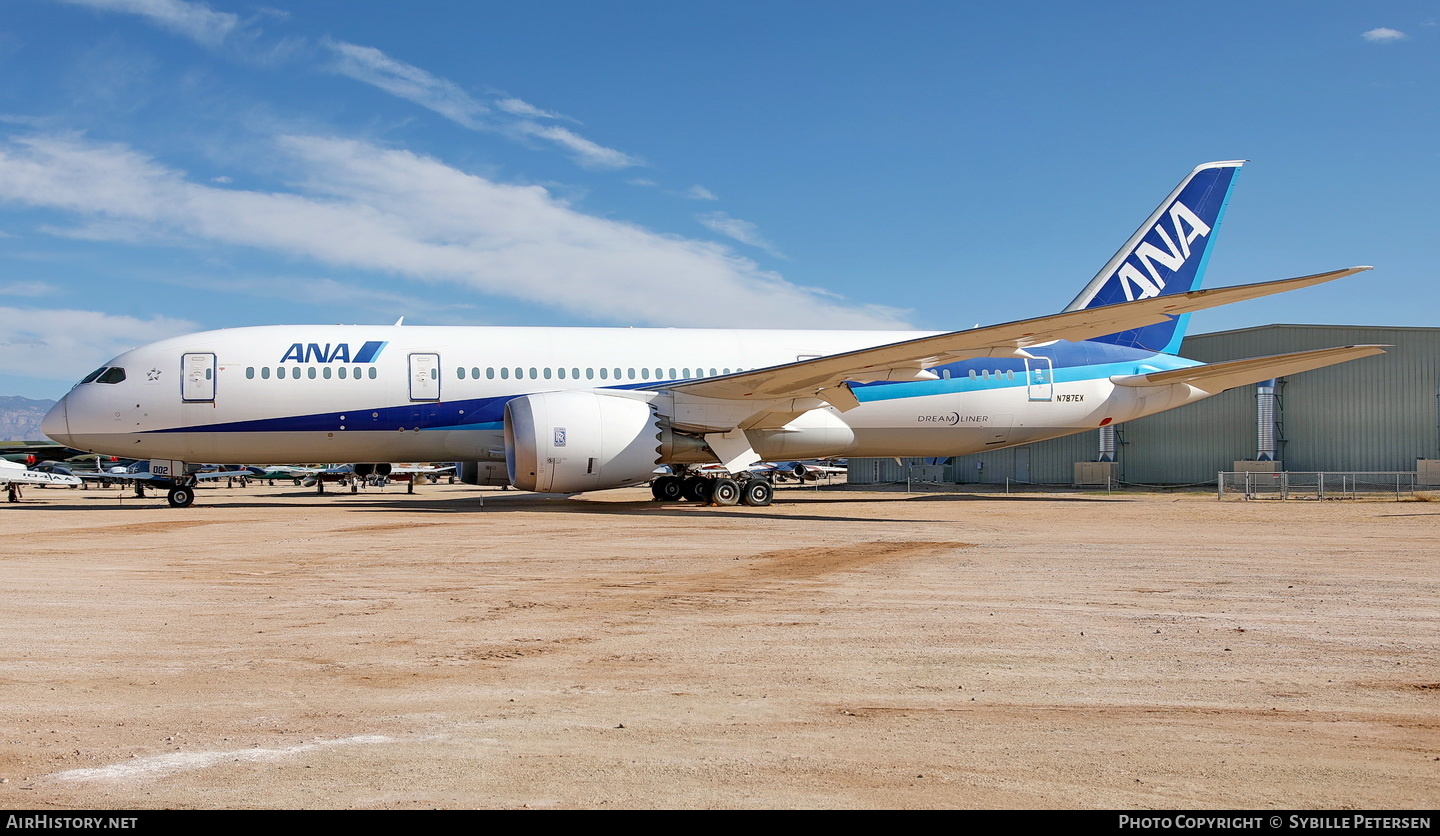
[0,396,57,441]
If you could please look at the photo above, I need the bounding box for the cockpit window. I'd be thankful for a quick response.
[96,367,127,384]
[80,367,107,385]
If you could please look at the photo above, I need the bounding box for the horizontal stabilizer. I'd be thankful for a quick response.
[1109,345,1387,394]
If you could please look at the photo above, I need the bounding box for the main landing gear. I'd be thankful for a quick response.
[650,472,773,507]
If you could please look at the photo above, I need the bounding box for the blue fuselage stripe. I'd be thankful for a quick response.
[146,342,1198,435]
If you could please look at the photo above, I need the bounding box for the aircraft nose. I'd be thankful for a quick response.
[40,396,72,446]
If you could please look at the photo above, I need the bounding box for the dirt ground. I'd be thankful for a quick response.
[0,479,1436,809]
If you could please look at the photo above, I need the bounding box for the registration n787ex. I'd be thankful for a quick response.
[42,161,1381,507]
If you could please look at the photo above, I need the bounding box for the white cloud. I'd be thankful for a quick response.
[684,185,718,201]
[697,211,785,259]
[519,123,641,169]
[494,97,572,121]
[177,275,480,324]
[1361,27,1407,42]
[0,306,197,380]
[322,39,489,129]
[321,40,639,169]
[0,133,907,329]
[0,282,58,297]
[53,0,240,47]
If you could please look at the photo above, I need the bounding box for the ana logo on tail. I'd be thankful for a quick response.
[1111,201,1212,301]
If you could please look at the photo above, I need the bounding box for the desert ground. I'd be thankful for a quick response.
[0,479,1436,809]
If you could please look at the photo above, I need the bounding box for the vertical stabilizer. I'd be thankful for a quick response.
[1066,160,1244,353]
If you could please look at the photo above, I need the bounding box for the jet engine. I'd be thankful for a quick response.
[504,391,662,493]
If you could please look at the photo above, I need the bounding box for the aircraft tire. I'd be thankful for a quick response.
[710,478,741,506]
[166,486,195,508]
[651,476,683,502]
[681,476,709,503]
[741,479,773,507]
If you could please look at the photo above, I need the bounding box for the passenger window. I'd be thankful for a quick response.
[557,368,566,379]
[487,367,495,379]
[456,367,465,379]
[338,367,347,379]
[572,368,580,379]
[308,367,317,379]
[501,367,510,380]
[598,368,606,380]
[245,367,254,380]
[323,367,332,379]
[544,367,552,379]
[968,369,976,380]
[261,367,271,380]
[369,368,377,379]
[641,368,650,380]
[627,368,635,380]
[529,367,537,379]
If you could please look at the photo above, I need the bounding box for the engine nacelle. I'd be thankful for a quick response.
[505,391,662,493]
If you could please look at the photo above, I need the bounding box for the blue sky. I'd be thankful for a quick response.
[1,1,1435,399]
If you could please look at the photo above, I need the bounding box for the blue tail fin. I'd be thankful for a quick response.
[1065,160,1244,353]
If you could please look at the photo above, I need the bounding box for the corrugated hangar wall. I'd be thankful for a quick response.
[851,325,1440,486]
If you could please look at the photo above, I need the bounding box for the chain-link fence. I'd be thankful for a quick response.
[1218,471,1424,500]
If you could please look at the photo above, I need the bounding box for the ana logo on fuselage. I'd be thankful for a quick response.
[1110,201,1212,302]
[279,341,387,364]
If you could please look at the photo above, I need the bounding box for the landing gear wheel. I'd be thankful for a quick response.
[741,479,773,507]
[651,476,683,502]
[710,478,741,507]
[166,486,195,508]
[682,476,710,503]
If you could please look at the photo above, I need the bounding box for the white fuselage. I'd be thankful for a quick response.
[42,324,1199,468]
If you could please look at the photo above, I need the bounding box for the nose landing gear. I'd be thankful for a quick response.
[166,485,195,508]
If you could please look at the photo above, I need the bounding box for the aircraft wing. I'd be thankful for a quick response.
[1109,345,1387,394]
[192,469,252,481]
[666,267,1371,410]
